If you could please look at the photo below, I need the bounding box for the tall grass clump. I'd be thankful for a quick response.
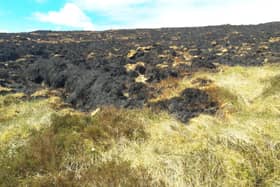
[0,99,153,186]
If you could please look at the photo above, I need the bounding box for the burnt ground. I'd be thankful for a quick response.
[0,22,279,122]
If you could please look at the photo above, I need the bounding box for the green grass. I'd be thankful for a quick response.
[0,63,280,186]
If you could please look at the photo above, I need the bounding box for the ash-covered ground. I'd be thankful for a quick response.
[0,22,279,122]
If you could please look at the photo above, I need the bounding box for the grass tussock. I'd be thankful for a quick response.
[20,160,155,187]
[90,107,149,142]
[0,99,152,186]
[261,74,280,97]
[1,63,280,186]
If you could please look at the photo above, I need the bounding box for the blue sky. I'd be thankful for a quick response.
[0,0,279,32]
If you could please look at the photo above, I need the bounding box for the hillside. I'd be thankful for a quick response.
[0,23,280,186]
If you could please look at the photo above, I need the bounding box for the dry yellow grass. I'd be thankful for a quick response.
[102,63,280,186]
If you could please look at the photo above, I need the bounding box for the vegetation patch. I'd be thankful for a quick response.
[1,63,280,186]
[0,96,151,186]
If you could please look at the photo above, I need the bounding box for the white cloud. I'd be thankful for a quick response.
[33,0,280,31]
[139,0,280,28]
[73,0,152,23]
[72,0,280,30]
[34,3,94,30]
